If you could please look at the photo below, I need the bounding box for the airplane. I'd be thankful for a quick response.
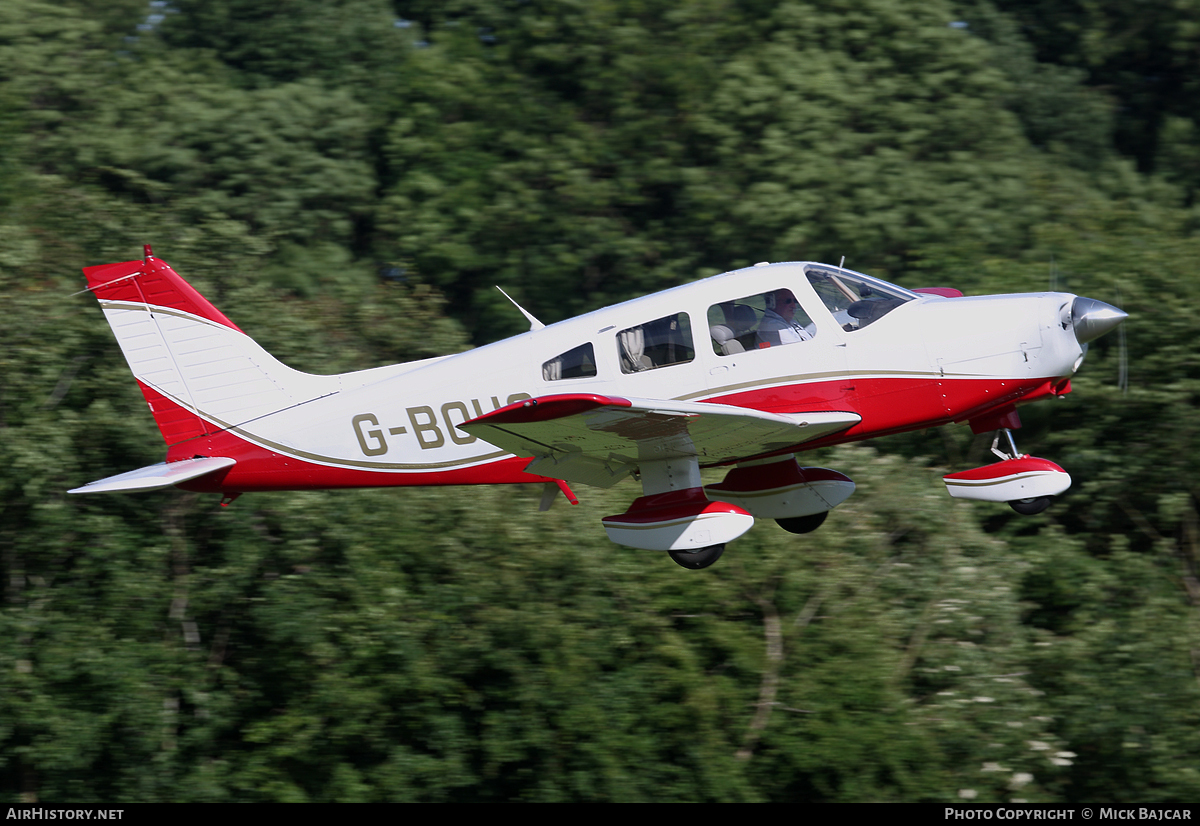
[69,246,1127,569]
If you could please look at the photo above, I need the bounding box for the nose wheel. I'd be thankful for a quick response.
[992,430,1055,515]
[1009,496,1052,515]
[668,544,725,569]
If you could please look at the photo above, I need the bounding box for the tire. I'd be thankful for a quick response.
[775,511,829,534]
[1009,496,1052,515]
[668,544,725,570]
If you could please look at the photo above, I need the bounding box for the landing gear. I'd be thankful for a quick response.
[990,431,1059,515]
[775,511,828,534]
[601,454,853,570]
[668,543,725,570]
[1009,496,1052,515]
[943,427,1072,514]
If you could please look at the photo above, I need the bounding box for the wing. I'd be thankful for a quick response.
[460,393,860,488]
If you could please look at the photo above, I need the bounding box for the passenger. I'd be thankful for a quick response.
[757,289,812,347]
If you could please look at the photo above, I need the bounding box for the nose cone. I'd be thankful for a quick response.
[1071,297,1128,344]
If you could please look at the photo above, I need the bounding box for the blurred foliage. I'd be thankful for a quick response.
[3,0,1200,804]
[985,0,1200,178]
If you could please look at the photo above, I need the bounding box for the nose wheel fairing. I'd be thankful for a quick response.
[943,455,1072,503]
[943,428,1071,510]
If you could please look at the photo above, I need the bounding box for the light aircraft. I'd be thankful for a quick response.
[70,246,1127,569]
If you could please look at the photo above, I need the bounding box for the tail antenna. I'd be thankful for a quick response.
[143,244,154,262]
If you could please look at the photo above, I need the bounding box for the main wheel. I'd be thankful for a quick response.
[1009,496,1052,515]
[776,511,829,534]
[668,544,725,570]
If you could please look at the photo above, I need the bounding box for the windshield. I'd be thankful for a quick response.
[804,265,918,331]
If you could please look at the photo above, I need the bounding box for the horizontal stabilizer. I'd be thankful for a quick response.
[69,456,236,494]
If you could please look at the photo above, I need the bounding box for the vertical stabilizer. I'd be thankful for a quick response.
[82,251,337,447]
[83,254,244,332]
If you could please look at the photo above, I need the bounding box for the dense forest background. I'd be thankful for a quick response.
[2,0,1200,803]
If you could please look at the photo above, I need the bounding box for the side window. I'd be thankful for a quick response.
[543,342,598,381]
[708,288,815,356]
[617,312,694,373]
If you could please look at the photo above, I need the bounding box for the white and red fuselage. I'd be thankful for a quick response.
[72,252,1124,561]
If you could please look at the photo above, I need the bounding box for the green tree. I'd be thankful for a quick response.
[380,0,1058,342]
[988,0,1200,181]
[157,0,408,91]
[6,0,1200,804]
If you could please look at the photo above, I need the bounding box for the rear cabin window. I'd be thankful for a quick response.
[617,312,694,373]
[708,288,815,355]
[543,342,598,381]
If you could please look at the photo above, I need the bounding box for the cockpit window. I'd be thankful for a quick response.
[708,289,815,355]
[805,266,917,331]
[543,342,597,381]
[618,312,694,373]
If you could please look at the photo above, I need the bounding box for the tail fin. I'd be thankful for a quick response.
[83,247,336,447]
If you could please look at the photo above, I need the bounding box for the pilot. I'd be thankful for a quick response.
[757,289,812,347]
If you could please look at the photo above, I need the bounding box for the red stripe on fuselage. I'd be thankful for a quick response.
[159,411,553,493]
[138,381,211,446]
[144,372,1065,493]
[704,373,1067,445]
[168,425,554,492]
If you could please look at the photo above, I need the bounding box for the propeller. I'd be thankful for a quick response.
[1115,286,1128,394]
[1049,261,1129,393]
[1070,296,1128,344]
